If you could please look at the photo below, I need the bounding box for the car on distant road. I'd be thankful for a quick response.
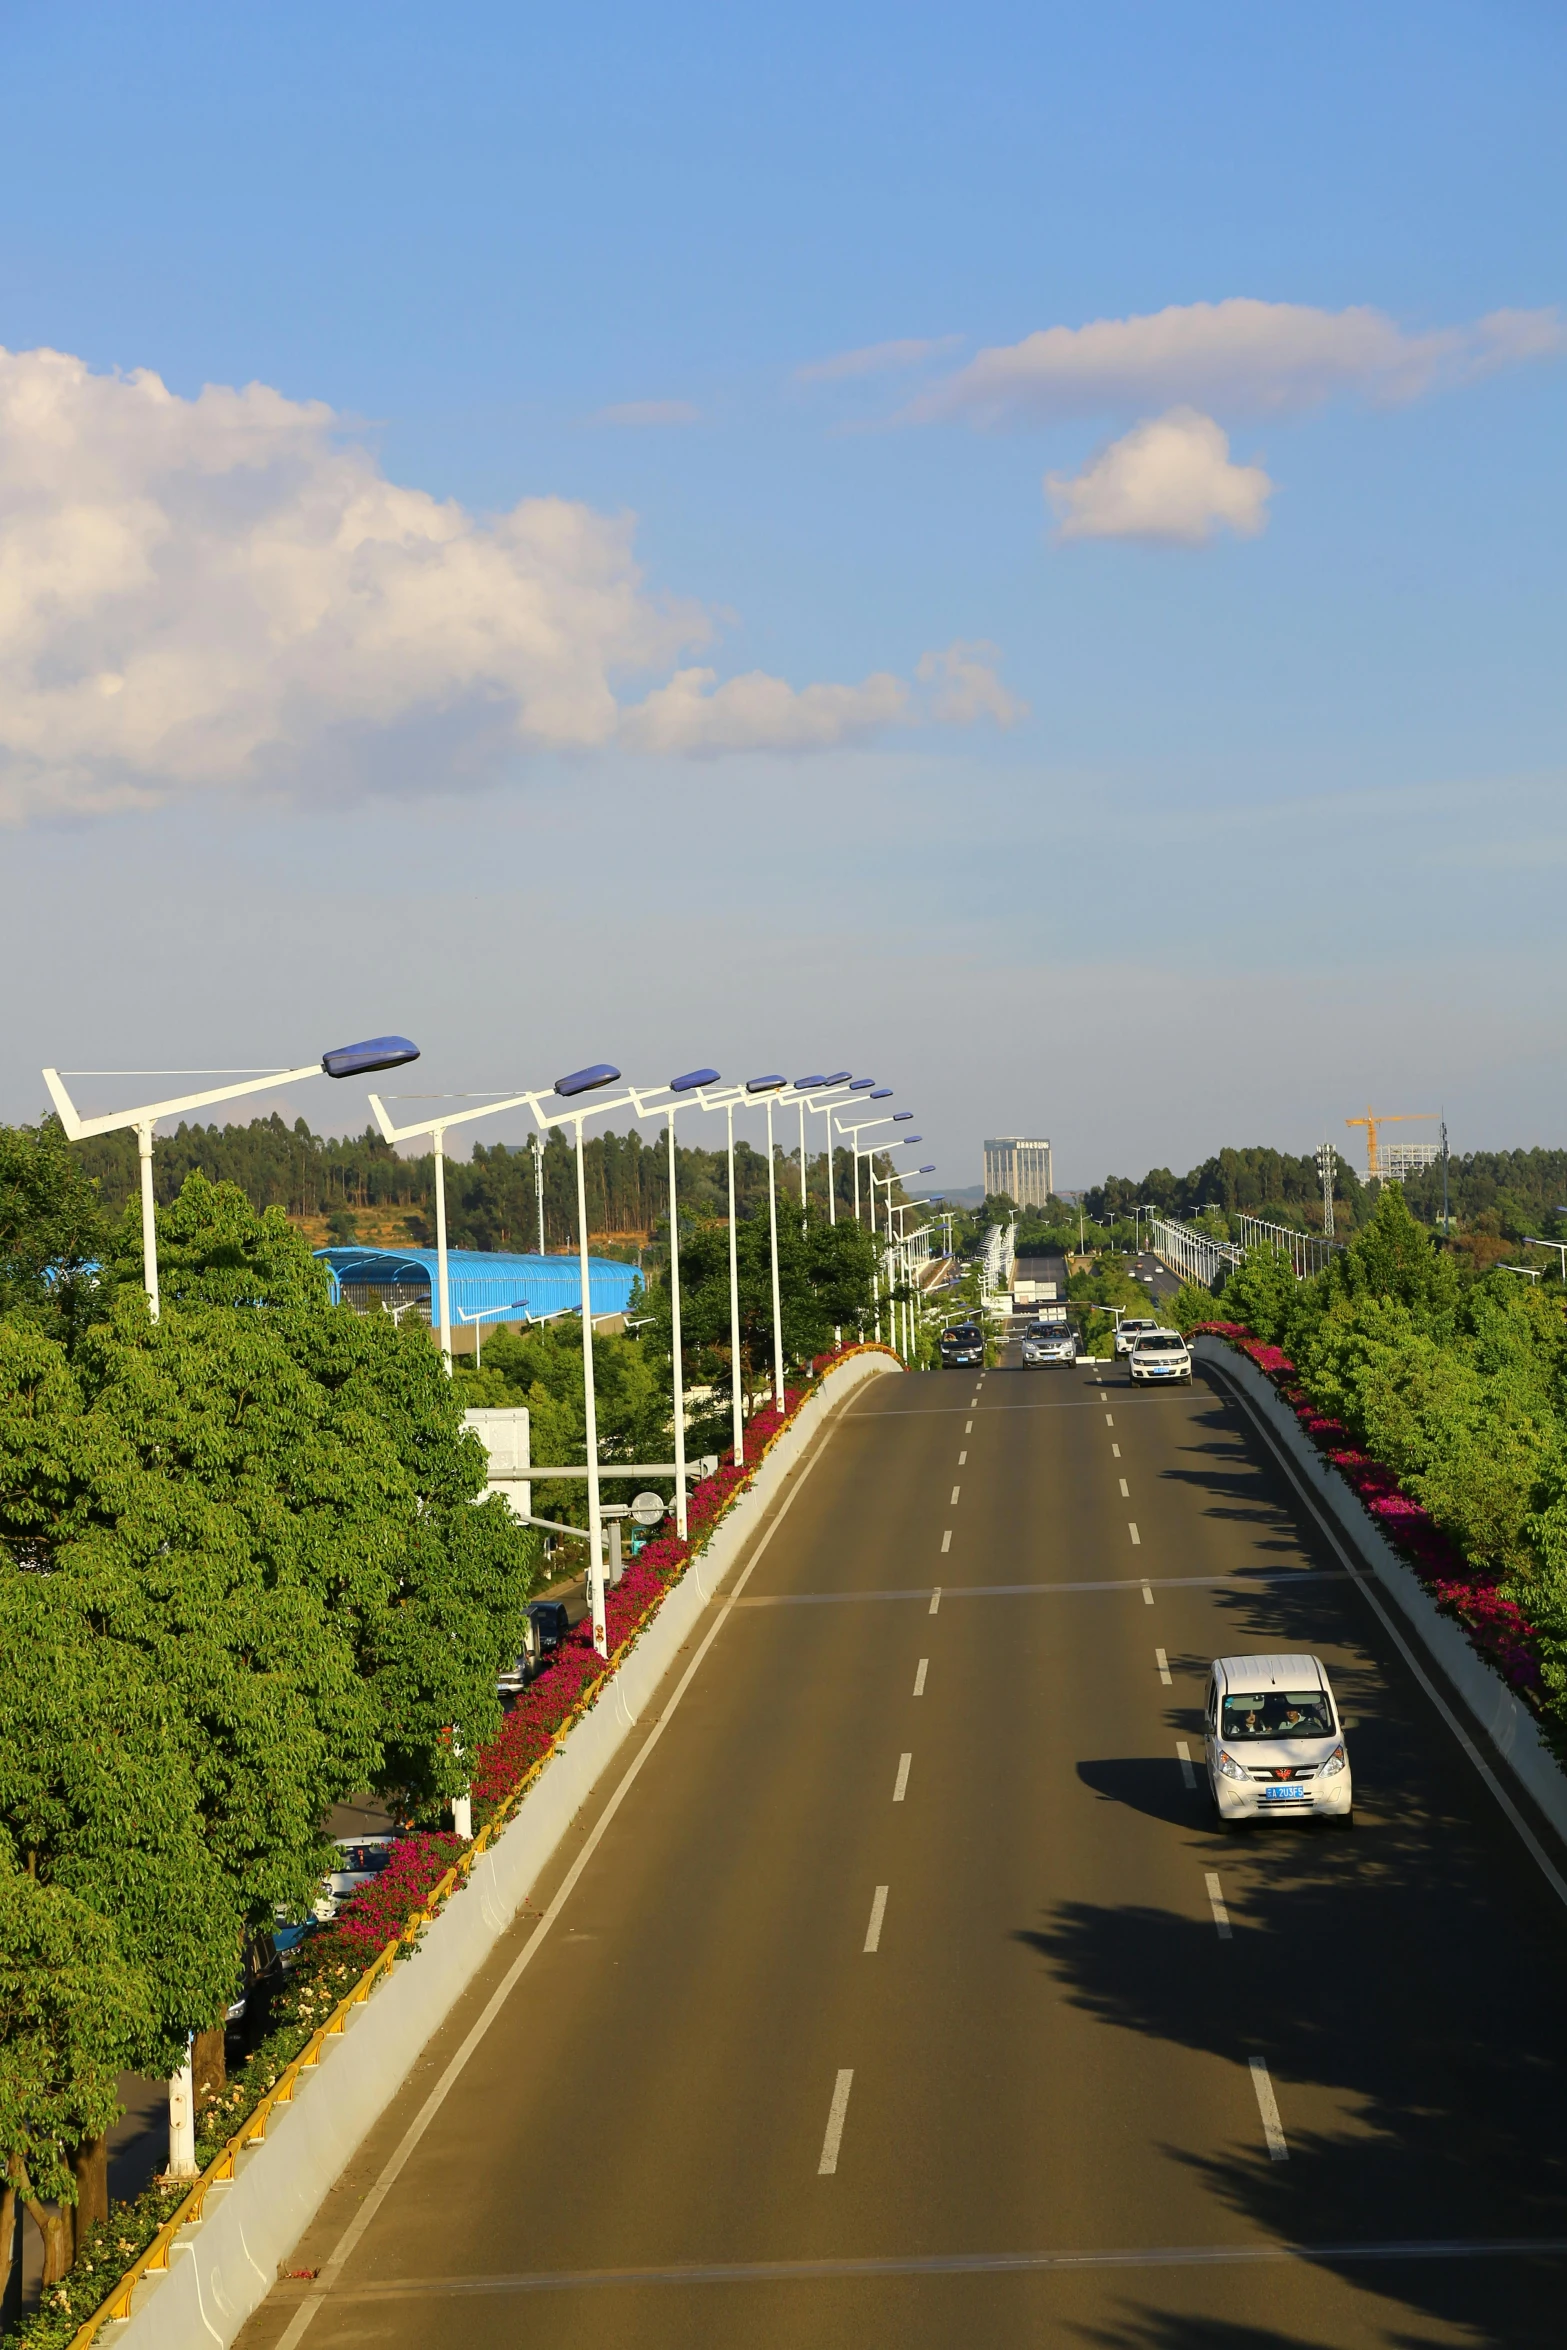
[1114,1316,1161,1357]
[1128,1330,1192,1384]
[939,1323,985,1368]
[1204,1653,1353,1825]
[1022,1321,1077,1365]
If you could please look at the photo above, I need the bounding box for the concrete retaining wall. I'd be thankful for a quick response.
[1196,1335,1567,1845]
[115,1349,899,2349]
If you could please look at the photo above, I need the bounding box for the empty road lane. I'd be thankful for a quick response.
[244,1361,1567,2350]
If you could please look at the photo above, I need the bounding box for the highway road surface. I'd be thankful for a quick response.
[245,1356,1567,2350]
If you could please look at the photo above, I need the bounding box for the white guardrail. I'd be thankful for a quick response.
[1149,1214,1242,1289]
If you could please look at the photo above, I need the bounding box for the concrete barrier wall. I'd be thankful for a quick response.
[1196,1336,1567,1845]
[116,1350,900,2350]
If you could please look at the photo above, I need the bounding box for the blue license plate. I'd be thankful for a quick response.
[1262,1785,1307,1801]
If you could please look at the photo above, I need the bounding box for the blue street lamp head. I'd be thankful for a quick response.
[793,1074,825,1090]
[919,1165,936,1173]
[868,1088,893,1100]
[321,1035,420,1080]
[893,1111,913,1122]
[848,1077,875,1091]
[823,1071,852,1086]
[900,1135,923,1145]
[670,1067,720,1093]
[555,1063,621,1097]
[747,1073,787,1094]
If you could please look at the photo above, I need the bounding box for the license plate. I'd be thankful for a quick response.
[1261,1785,1307,1801]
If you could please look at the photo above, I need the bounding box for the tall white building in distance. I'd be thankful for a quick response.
[983,1137,1054,1208]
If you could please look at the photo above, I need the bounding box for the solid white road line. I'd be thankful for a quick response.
[1250,2058,1289,2161]
[941,1530,952,1553]
[913,1659,928,1696]
[1128,1523,1141,1546]
[950,1485,961,1504]
[864,1887,888,1953]
[1119,1478,1130,1498]
[1155,1646,1172,1685]
[1176,1740,1196,1788]
[273,1376,838,2349]
[1142,1583,1154,1607]
[893,1753,912,1802]
[818,2070,855,2174]
[1205,1872,1233,1940]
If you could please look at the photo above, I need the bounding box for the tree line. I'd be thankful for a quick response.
[62,1115,873,1251]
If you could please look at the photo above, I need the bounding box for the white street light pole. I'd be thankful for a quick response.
[43,1037,419,1320]
[533,1130,546,1254]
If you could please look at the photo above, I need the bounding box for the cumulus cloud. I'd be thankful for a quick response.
[1046,409,1272,545]
[590,399,702,427]
[620,640,1024,754]
[796,334,964,384]
[909,298,1565,427]
[0,348,1022,820]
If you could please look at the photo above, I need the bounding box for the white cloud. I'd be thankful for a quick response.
[590,399,702,427]
[796,334,964,384]
[0,348,1015,820]
[915,640,1028,725]
[1046,409,1272,546]
[620,639,1025,754]
[910,298,1565,427]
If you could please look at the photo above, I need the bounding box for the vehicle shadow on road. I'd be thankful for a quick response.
[1068,2307,1346,2350]
[1076,1755,1196,1829]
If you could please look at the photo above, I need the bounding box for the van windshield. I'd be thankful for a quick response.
[1221,1690,1334,1740]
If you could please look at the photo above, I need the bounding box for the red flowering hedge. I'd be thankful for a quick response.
[326,1344,888,1954]
[1192,1322,1546,1704]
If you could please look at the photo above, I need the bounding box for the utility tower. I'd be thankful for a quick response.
[1315,1140,1336,1239]
[1345,1107,1436,1181]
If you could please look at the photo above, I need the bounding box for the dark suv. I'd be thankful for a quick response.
[939,1323,984,1368]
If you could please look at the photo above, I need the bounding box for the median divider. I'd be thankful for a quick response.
[86,1343,899,2350]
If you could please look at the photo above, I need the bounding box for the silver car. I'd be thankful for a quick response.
[1022,1322,1077,1365]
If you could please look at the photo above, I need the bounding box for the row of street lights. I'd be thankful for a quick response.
[44,1047,937,1665]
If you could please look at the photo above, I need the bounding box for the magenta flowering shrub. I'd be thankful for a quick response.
[1202,1324,1546,1703]
[330,1830,465,1952]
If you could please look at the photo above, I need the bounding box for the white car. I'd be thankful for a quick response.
[1204,1653,1353,1826]
[1114,1317,1161,1358]
[1128,1330,1191,1383]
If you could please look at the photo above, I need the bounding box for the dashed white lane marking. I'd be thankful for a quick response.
[1205,1872,1233,1940]
[1176,1740,1196,1788]
[950,1485,962,1504]
[941,1530,952,1554]
[864,1887,888,1953]
[893,1753,912,1802]
[1128,1522,1141,1547]
[1119,1477,1130,1498]
[965,1419,974,1434]
[958,1450,968,1465]
[818,2070,855,2174]
[1111,1442,1121,1458]
[1250,2058,1289,2161]
[929,1586,942,1615]
[913,1658,928,1696]
[1104,1413,1115,1427]
[1142,1583,1154,1607]
[1155,1646,1172,1685]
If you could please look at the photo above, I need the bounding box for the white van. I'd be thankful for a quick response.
[1204,1653,1353,1826]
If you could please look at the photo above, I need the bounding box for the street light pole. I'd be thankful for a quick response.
[43,1036,420,1320]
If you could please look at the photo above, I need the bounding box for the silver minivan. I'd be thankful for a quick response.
[1204,1653,1353,1826]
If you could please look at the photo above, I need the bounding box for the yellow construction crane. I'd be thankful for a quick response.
[1345,1108,1436,1181]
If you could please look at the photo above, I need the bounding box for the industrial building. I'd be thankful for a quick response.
[315,1247,640,1349]
[982,1137,1054,1208]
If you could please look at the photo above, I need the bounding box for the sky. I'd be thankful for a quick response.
[1,0,1562,1191]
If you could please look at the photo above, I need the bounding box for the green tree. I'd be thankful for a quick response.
[0,1122,109,1338]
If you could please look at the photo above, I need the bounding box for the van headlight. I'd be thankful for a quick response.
[1317,1744,1347,1778]
[1215,1749,1249,1781]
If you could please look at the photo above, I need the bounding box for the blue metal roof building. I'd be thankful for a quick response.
[315,1247,641,1328]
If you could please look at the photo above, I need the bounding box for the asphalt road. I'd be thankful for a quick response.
[243,1357,1567,2350]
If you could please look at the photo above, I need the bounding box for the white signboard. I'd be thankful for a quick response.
[462,1407,531,1521]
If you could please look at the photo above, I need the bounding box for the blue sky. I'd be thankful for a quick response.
[1,2,1562,1187]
